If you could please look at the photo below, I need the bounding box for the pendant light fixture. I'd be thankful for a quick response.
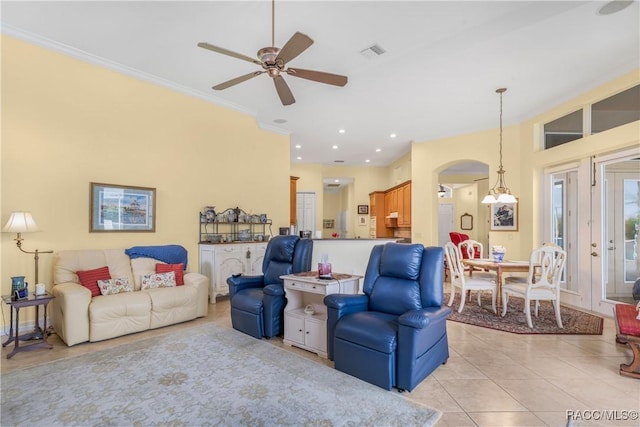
[481,88,517,204]
[437,184,447,198]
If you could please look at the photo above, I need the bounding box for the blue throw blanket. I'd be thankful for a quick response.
[125,245,188,269]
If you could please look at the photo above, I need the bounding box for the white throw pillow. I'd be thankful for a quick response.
[141,271,177,290]
[97,277,133,296]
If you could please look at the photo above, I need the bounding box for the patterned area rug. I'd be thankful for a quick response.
[1,323,440,426]
[445,292,603,334]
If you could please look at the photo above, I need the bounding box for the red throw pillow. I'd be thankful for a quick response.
[77,266,111,297]
[156,263,184,286]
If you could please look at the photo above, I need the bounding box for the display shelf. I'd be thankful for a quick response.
[199,207,272,243]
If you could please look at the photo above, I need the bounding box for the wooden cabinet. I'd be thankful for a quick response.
[397,182,412,226]
[369,192,392,237]
[199,242,268,303]
[290,176,299,226]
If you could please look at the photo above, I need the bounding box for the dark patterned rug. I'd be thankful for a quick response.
[445,292,603,335]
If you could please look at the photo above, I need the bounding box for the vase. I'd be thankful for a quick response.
[492,252,505,262]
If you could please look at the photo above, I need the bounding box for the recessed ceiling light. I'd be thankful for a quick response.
[375,148,381,152]
[296,156,302,160]
[274,118,287,124]
[295,144,301,149]
[334,179,339,183]
[365,159,371,163]
[338,129,345,134]
[332,145,339,149]
[390,133,397,138]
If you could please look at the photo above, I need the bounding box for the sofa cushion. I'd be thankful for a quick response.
[77,266,111,297]
[89,291,151,342]
[54,249,135,288]
[156,263,184,286]
[141,271,177,290]
[97,277,133,296]
[146,285,199,329]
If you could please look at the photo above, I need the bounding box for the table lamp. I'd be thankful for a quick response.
[2,211,54,285]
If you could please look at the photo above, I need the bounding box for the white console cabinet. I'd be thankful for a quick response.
[199,242,267,303]
[281,272,361,358]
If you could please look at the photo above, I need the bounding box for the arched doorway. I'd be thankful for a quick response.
[437,161,490,251]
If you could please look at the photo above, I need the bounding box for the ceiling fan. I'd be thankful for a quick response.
[197,0,348,106]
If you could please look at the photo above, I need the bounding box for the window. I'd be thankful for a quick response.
[592,85,640,134]
[544,110,583,149]
[543,84,640,150]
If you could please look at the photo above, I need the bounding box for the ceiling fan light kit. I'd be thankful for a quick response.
[198,0,347,106]
[482,88,517,205]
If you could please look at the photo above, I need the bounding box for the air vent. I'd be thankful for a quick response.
[360,44,386,59]
[327,183,340,188]
[597,0,633,15]
[334,160,345,163]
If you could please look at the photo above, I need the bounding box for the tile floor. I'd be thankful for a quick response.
[1,298,639,426]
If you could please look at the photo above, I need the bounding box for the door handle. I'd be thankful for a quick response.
[607,247,616,250]
[591,252,598,257]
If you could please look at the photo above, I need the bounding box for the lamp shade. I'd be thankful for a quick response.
[2,212,41,233]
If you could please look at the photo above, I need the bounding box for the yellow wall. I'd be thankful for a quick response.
[1,36,290,323]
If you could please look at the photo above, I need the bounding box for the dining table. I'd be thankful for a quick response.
[461,258,532,316]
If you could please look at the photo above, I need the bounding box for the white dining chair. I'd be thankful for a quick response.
[501,245,567,328]
[444,242,496,314]
[457,239,486,275]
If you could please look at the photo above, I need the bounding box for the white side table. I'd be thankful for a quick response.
[281,272,361,358]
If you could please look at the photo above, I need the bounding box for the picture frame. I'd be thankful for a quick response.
[358,215,368,226]
[90,182,156,232]
[323,219,334,229]
[460,213,473,230]
[357,205,369,215]
[490,201,518,231]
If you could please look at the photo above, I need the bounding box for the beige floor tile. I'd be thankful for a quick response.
[432,357,488,380]
[495,378,590,412]
[468,411,547,426]
[405,377,465,413]
[521,357,593,378]
[535,411,618,427]
[438,379,528,412]
[469,358,541,380]
[547,378,640,411]
[436,411,477,426]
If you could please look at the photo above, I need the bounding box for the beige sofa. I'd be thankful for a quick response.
[51,248,208,346]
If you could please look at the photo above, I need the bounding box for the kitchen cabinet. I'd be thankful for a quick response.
[281,272,361,358]
[199,242,268,303]
[369,191,392,238]
[397,182,412,226]
[290,176,299,226]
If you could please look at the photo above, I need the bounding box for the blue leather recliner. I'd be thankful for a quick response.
[227,235,313,339]
[324,243,451,392]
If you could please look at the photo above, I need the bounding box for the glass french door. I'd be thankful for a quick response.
[591,149,640,315]
[545,148,639,316]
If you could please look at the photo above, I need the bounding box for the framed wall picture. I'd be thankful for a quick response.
[460,213,473,230]
[90,182,156,232]
[323,219,335,229]
[358,215,368,226]
[490,201,518,231]
[357,205,369,215]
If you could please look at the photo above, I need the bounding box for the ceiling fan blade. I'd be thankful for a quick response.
[286,68,348,87]
[276,32,314,65]
[213,71,264,90]
[273,75,295,106]
[197,42,262,65]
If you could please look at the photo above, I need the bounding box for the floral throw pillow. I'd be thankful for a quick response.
[141,271,177,290]
[97,277,133,296]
